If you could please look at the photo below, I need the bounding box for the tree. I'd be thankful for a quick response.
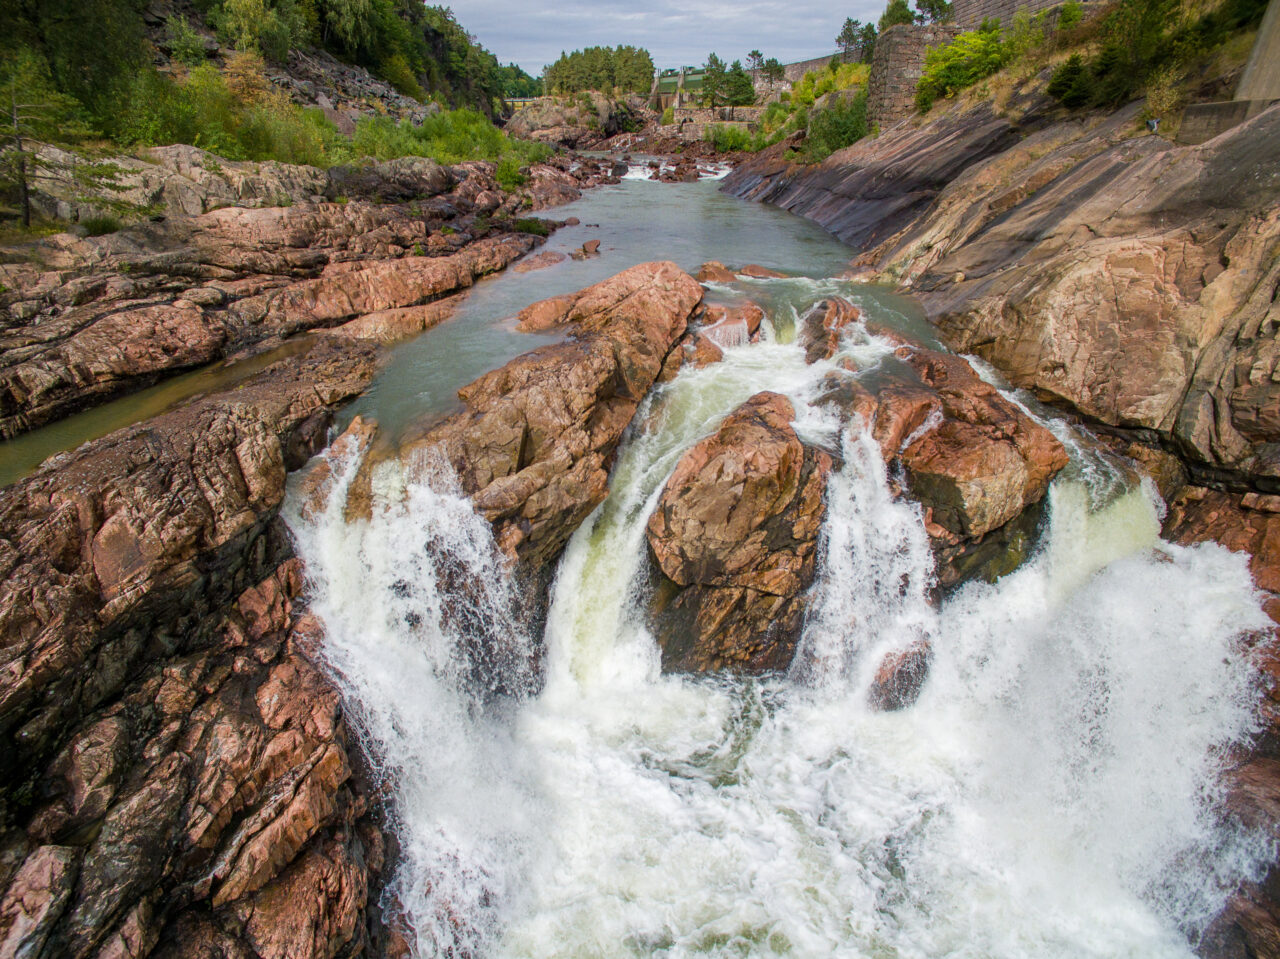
[701,52,727,109]
[763,57,785,89]
[725,59,755,117]
[1,50,123,228]
[915,0,955,23]
[858,23,879,62]
[837,18,863,61]
[879,0,917,31]
[747,49,764,79]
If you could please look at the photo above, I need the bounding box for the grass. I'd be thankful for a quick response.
[81,215,122,236]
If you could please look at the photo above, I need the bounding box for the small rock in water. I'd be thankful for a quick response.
[868,639,933,711]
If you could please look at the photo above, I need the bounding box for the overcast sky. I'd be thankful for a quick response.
[456,0,888,76]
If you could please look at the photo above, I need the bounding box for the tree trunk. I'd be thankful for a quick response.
[10,97,29,228]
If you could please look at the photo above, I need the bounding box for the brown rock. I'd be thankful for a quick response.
[354,263,702,570]
[646,392,833,672]
[696,261,737,283]
[868,639,932,711]
[512,250,568,274]
[798,297,862,363]
[739,264,787,279]
[320,293,466,343]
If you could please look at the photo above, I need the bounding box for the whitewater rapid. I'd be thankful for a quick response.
[286,282,1271,958]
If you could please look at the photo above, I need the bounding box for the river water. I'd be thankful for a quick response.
[285,172,1272,958]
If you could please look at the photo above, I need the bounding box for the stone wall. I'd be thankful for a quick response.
[784,53,842,83]
[952,0,1060,28]
[867,24,962,129]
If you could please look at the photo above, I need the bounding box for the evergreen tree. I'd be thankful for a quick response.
[763,57,785,89]
[858,23,879,62]
[747,49,764,79]
[1,50,123,228]
[879,0,918,31]
[915,0,955,23]
[725,59,755,117]
[837,18,863,61]
[701,53,727,108]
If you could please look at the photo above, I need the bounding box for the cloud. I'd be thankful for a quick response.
[455,0,888,75]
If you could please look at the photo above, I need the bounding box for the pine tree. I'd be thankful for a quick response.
[725,60,755,118]
[837,18,863,61]
[702,53,727,109]
[879,0,917,31]
[747,49,764,79]
[763,58,785,89]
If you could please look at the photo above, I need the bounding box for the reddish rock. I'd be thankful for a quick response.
[798,297,862,363]
[739,264,787,279]
[658,333,725,382]
[696,261,737,283]
[512,250,568,274]
[352,263,703,569]
[868,639,932,711]
[646,392,833,672]
[321,293,466,344]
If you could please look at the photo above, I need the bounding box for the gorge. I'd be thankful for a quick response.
[2,31,1280,959]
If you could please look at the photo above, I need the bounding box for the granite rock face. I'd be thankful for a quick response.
[0,339,386,958]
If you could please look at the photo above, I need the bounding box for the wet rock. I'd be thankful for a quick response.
[350,262,703,570]
[512,250,568,274]
[798,296,861,363]
[646,392,833,672]
[700,301,765,347]
[738,264,787,279]
[657,332,725,383]
[868,639,932,711]
[319,293,467,344]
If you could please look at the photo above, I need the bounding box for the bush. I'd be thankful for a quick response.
[513,217,549,236]
[660,106,674,125]
[81,215,121,236]
[801,91,869,162]
[704,124,754,152]
[166,15,208,66]
[494,155,526,190]
[1058,0,1084,31]
[915,25,1011,112]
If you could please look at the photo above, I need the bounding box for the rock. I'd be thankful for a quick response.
[696,261,737,283]
[658,332,725,382]
[512,250,568,274]
[646,392,833,672]
[0,339,382,959]
[349,263,703,571]
[798,296,861,363]
[868,639,932,711]
[320,293,466,344]
[700,301,765,348]
[738,264,787,279]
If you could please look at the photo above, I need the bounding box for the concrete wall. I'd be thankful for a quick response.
[1237,0,1280,100]
[953,0,1060,28]
[866,24,962,129]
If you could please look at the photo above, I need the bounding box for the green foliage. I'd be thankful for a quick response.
[703,124,754,152]
[81,215,121,236]
[836,18,879,62]
[1058,0,1084,31]
[660,106,675,125]
[800,90,868,162]
[499,63,542,98]
[166,16,209,67]
[725,60,756,112]
[350,109,551,166]
[879,0,917,31]
[543,45,655,94]
[1046,0,1267,111]
[701,53,727,108]
[494,156,526,190]
[915,0,954,24]
[914,25,1012,111]
[513,217,550,236]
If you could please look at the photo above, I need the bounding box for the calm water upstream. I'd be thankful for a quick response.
[285,172,1273,958]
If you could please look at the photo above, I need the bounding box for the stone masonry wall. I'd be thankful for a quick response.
[953,0,1061,28]
[784,53,843,83]
[867,24,962,129]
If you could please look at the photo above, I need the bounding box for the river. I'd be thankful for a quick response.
[286,170,1270,958]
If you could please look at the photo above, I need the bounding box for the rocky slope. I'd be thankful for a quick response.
[504,93,654,150]
[725,91,1280,957]
[0,337,389,958]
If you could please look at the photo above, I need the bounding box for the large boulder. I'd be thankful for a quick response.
[645,392,833,672]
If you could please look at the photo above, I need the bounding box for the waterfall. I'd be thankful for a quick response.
[287,298,1272,958]
[702,317,749,350]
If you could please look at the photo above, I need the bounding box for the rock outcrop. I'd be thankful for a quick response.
[0,150,616,444]
[646,392,832,672]
[347,262,704,570]
[724,98,1280,492]
[504,94,653,149]
[0,338,387,958]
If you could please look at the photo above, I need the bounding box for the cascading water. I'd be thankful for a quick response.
[288,277,1273,958]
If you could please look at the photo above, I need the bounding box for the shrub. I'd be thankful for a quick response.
[801,91,869,162]
[704,124,754,152]
[660,106,674,125]
[494,155,526,190]
[81,215,121,236]
[1058,0,1084,31]
[513,217,549,236]
[1046,54,1094,107]
[915,26,1011,112]
[166,15,208,66]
